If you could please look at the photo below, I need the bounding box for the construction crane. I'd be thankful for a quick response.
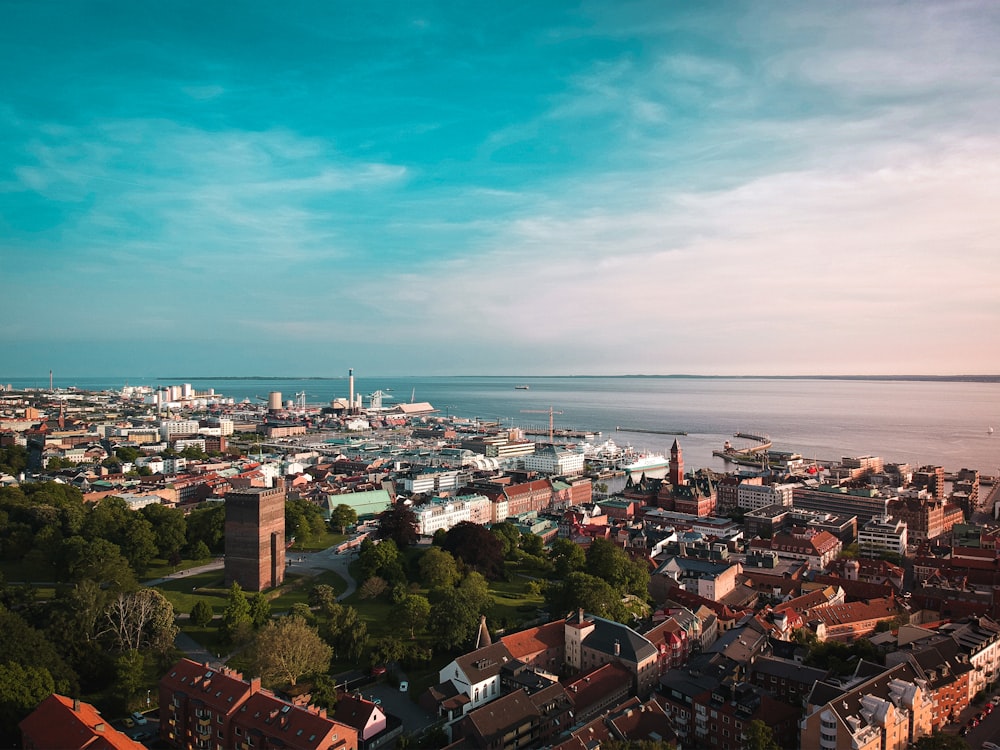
[294,391,307,409]
[520,406,563,443]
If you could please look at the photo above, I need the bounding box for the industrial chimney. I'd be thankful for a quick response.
[349,368,355,414]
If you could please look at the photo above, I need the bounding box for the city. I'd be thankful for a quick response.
[2,382,999,750]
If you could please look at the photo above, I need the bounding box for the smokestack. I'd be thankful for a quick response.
[349,368,354,414]
[49,370,53,391]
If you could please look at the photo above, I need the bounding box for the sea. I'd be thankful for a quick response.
[5,375,1000,475]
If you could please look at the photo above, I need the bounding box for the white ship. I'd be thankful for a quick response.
[621,452,669,475]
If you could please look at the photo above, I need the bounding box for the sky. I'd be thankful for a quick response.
[2,1,999,378]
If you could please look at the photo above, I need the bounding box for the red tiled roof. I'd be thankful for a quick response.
[501,620,565,660]
[160,659,252,713]
[233,691,356,750]
[19,694,145,750]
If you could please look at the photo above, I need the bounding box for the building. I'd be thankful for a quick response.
[20,694,145,750]
[858,517,907,558]
[749,527,842,571]
[564,609,660,697]
[522,444,585,475]
[793,483,891,523]
[158,659,357,750]
[737,481,796,511]
[801,661,933,750]
[224,485,286,592]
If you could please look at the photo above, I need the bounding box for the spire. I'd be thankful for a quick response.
[475,615,492,648]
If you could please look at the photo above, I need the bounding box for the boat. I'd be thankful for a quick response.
[990,426,995,435]
[515,385,530,390]
[621,453,669,475]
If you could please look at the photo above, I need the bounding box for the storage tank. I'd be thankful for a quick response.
[268,391,282,411]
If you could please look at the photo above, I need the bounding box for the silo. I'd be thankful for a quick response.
[268,391,282,411]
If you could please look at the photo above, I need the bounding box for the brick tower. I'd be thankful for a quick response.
[668,439,684,487]
[224,485,286,591]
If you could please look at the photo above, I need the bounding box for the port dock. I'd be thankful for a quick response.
[615,426,688,436]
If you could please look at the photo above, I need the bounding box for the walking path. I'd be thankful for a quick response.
[153,545,359,665]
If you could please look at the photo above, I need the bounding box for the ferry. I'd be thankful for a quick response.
[621,453,669,475]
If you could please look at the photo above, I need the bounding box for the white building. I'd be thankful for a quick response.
[159,419,200,440]
[858,517,908,558]
[738,482,797,511]
[522,445,585,475]
[414,495,491,536]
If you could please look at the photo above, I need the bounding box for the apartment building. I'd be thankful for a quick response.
[158,659,357,750]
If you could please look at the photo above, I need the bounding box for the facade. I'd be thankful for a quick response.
[564,610,660,697]
[801,661,933,750]
[793,484,891,523]
[412,495,490,536]
[858,517,907,558]
[224,485,286,592]
[750,527,842,571]
[737,481,796,511]
[522,444,585,475]
[158,659,357,750]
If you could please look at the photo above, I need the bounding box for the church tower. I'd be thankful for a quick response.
[669,439,684,487]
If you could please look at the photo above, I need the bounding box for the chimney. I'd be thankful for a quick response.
[73,698,81,712]
[614,640,621,656]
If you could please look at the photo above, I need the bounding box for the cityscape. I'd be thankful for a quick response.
[2,379,999,750]
[4,2,1000,750]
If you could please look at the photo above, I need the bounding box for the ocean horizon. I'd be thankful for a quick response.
[6,374,1000,476]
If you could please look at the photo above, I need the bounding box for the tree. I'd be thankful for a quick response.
[546,572,628,623]
[745,719,779,750]
[0,662,55,746]
[323,605,368,662]
[360,576,388,600]
[186,504,225,554]
[378,502,418,548]
[358,538,400,581]
[491,522,521,559]
[101,588,178,654]
[418,547,460,589]
[308,584,338,610]
[140,503,187,560]
[248,592,272,628]
[427,572,494,651]
[550,538,586,578]
[222,583,253,644]
[520,532,545,557]
[115,649,145,706]
[441,521,505,580]
[395,594,431,638]
[913,730,977,750]
[330,504,358,534]
[285,498,327,546]
[60,536,137,592]
[249,617,332,688]
[190,600,214,627]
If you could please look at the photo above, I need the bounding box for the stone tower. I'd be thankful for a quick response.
[224,485,286,592]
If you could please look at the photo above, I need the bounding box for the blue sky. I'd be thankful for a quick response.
[2,1,999,377]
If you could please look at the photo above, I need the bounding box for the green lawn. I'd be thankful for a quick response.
[156,570,230,617]
[289,530,347,552]
[143,555,219,580]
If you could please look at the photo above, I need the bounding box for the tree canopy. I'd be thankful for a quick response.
[249,616,332,688]
[378,502,418,548]
[440,521,505,580]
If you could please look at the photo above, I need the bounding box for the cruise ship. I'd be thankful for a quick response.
[621,452,669,476]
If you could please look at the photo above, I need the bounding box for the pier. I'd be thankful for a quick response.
[615,426,688,436]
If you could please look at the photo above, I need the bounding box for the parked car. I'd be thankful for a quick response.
[123,717,134,728]
[399,681,409,692]
[982,741,1000,750]
[131,711,147,726]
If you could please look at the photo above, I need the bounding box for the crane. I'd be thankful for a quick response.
[295,391,307,409]
[520,406,563,443]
